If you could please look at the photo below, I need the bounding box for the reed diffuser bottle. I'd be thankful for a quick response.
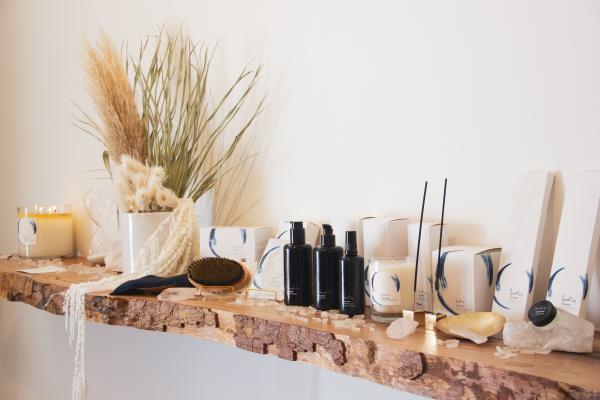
[312,224,343,310]
[339,231,365,315]
[284,221,313,306]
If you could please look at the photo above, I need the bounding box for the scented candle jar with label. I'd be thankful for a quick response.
[368,257,415,322]
[17,205,74,258]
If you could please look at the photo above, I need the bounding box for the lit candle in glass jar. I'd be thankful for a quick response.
[17,205,74,258]
[368,257,415,322]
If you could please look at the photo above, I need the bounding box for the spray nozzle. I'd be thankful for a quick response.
[344,231,358,256]
[320,224,335,247]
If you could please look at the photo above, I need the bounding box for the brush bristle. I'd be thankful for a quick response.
[188,258,245,287]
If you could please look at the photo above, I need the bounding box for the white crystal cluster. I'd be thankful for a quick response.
[228,298,378,332]
[7,256,111,279]
[437,339,460,349]
[493,346,551,359]
[503,308,594,354]
[386,318,419,339]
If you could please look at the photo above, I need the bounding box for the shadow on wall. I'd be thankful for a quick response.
[0,1,21,254]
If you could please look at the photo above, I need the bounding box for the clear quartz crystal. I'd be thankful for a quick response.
[503,308,594,353]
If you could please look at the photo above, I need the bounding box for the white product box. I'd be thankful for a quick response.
[276,220,320,246]
[432,246,501,315]
[199,226,273,262]
[492,171,554,321]
[408,222,447,311]
[362,217,409,306]
[546,171,600,317]
[327,216,365,254]
[251,238,286,300]
[362,217,409,260]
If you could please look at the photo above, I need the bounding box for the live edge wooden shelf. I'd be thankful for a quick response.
[1,258,599,400]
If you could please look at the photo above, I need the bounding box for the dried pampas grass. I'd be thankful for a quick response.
[77,32,147,163]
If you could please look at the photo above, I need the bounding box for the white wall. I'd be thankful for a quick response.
[1,0,600,399]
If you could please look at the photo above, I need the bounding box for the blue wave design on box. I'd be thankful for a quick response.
[253,245,281,289]
[581,272,589,300]
[434,250,461,315]
[209,228,220,257]
[547,267,565,297]
[493,263,510,309]
[527,269,534,294]
[495,262,511,292]
[209,228,248,258]
[480,253,494,287]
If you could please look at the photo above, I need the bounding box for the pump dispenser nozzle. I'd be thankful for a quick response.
[290,221,306,244]
[320,224,335,247]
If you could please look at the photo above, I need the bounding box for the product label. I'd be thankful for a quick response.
[342,296,358,308]
[18,218,37,246]
[318,290,332,301]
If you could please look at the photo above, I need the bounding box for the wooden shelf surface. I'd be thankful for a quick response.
[1,258,599,400]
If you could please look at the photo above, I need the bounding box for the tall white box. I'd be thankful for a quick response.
[492,171,554,321]
[408,222,447,311]
[362,217,409,306]
[328,216,369,255]
[276,220,320,246]
[200,226,273,262]
[432,246,501,315]
[546,171,600,317]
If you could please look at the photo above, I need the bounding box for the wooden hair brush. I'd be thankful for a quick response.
[187,257,251,294]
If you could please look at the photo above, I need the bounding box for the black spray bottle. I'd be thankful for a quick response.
[339,231,365,316]
[312,224,343,310]
[284,221,313,306]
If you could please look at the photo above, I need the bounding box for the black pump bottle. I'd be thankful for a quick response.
[312,224,343,310]
[284,221,313,306]
[339,231,365,316]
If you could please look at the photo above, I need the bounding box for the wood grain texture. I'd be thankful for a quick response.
[1,259,599,400]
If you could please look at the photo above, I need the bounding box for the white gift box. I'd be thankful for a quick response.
[432,246,501,315]
[546,171,600,318]
[492,171,554,321]
[408,222,447,311]
[200,226,273,262]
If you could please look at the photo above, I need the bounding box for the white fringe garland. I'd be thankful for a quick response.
[64,198,199,400]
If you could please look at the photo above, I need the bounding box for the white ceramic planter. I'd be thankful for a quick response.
[119,211,171,274]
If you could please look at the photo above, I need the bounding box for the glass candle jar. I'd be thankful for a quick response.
[17,205,74,258]
[368,257,415,322]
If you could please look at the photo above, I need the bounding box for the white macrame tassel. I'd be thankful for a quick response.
[64,198,199,400]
